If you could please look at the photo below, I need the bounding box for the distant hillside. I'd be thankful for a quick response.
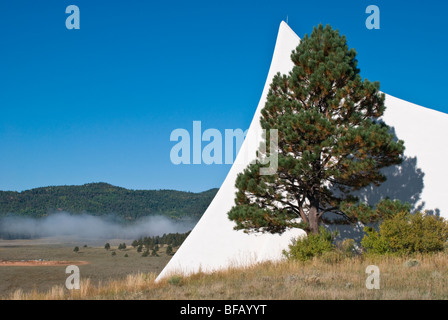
[0,183,218,221]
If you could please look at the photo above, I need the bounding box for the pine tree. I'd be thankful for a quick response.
[151,248,159,257]
[104,243,110,251]
[228,24,405,235]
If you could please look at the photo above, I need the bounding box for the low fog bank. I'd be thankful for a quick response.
[0,212,197,240]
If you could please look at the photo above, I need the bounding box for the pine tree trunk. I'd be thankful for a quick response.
[309,198,320,234]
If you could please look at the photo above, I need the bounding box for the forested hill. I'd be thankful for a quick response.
[0,183,218,221]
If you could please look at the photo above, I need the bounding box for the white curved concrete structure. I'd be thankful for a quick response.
[157,21,448,280]
[380,94,448,215]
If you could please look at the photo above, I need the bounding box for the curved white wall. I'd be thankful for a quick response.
[381,94,448,215]
[157,21,448,280]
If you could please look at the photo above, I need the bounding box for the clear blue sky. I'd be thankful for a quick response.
[0,0,447,192]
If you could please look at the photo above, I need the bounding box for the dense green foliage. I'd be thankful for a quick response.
[228,24,404,235]
[361,212,448,255]
[0,182,217,220]
[284,227,336,261]
[340,198,412,224]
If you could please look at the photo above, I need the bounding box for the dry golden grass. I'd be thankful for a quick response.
[6,252,448,300]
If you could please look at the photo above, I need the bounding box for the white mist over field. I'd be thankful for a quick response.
[0,212,196,240]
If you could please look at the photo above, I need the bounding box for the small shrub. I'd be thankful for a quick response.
[362,211,448,255]
[137,245,143,253]
[73,246,79,253]
[124,254,129,258]
[361,227,390,255]
[141,250,149,257]
[111,251,116,256]
[167,275,182,286]
[284,227,336,262]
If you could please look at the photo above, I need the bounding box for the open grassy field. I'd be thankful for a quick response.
[0,238,173,298]
[3,244,448,300]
